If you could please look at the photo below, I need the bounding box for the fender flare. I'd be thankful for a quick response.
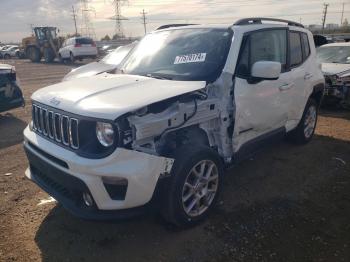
[310,83,325,107]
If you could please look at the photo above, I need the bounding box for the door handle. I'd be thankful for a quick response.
[279,83,294,91]
[304,73,313,80]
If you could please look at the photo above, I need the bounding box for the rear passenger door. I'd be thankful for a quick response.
[286,31,312,130]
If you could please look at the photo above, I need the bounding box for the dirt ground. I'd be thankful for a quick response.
[0,59,349,262]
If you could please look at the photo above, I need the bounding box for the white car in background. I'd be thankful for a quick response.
[63,42,137,81]
[317,42,350,105]
[58,37,98,62]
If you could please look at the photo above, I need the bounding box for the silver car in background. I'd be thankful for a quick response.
[63,42,137,81]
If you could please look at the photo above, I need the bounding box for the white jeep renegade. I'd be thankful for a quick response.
[24,18,325,227]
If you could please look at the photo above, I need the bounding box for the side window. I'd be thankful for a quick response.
[236,29,287,78]
[290,32,303,67]
[301,33,311,59]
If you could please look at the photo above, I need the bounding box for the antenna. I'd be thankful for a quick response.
[141,9,147,35]
[80,0,96,39]
[110,0,128,38]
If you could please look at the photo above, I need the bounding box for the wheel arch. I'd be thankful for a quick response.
[157,125,211,157]
[310,83,325,107]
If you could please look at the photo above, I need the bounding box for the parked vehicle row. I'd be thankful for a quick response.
[0,45,20,59]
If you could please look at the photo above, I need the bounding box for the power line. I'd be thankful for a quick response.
[322,3,329,33]
[141,9,147,34]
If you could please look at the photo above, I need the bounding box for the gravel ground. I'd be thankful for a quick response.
[0,59,349,262]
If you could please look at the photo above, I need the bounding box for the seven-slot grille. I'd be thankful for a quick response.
[32,104,79,149]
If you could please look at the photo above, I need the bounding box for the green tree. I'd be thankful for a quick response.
[101,34,111,41]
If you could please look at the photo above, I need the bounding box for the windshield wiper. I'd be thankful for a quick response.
[146,73,173,80]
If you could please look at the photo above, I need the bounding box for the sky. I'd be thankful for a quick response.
[0,0,348,43]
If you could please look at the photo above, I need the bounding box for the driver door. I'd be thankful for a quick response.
[233,29,292,154]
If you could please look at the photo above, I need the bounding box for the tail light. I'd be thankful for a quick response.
[74,43,82,47]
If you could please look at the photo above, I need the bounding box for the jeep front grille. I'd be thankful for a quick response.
[32,104,79,149]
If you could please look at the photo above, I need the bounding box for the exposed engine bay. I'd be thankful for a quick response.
[324,73,350,107]
[116,73,235,162]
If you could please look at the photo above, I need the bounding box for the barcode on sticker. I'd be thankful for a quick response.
[174,53,207,64]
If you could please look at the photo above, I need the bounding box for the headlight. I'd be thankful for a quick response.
[96,122,114,147]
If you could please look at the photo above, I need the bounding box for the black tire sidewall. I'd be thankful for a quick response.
[162,145,224,227]
[291,98,318,144]
[70,53,75,63]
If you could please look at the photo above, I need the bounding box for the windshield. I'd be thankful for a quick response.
[317,46,350,64]
[102,44,134,66]
[120,28,233,82]
[76,38,93,45]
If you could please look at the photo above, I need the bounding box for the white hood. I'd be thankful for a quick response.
[321,63,350,76]
[32,73,206,120]
[62,62,115,81]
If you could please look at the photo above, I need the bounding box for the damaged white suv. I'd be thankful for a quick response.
[24,18,324,227]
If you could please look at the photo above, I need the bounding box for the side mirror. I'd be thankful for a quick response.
[251,61,281,81]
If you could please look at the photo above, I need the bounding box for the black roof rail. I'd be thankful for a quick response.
[156,24,198,30]
[234,18,304,28]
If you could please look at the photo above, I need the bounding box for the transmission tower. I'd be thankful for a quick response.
[110,0,128,38]
[80,0,96,39]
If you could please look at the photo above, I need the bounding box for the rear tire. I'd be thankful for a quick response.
[70,52,75,63]
[44,48,55,63]
[26,46,41,62]
[287,98,318,144]
[161,145,224,228]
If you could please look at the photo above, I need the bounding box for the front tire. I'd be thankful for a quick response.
[26,46,41,62]
[287,98,318,144]
[44,48,55,63]
[70,52,75,63]
[161,145,224,228]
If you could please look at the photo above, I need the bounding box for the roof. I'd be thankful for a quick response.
[155,19,308,33]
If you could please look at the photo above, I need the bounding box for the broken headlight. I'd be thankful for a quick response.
[96,122,115,147]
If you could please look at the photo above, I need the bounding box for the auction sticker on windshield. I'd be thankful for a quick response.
[174,53,207,64]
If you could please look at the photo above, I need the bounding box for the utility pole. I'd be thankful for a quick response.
[322,3,329,33]
[341,2,345,25]
[141,9,147,35]
[72,5,78,36]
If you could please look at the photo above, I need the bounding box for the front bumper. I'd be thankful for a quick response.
[23,126,174,219]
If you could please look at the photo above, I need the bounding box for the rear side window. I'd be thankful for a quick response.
[290,32,303,67]
[301,33,311,59]
[76,38,93,45]
[236,29,287,77]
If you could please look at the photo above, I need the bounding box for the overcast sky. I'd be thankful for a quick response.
[0,0,348,42]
